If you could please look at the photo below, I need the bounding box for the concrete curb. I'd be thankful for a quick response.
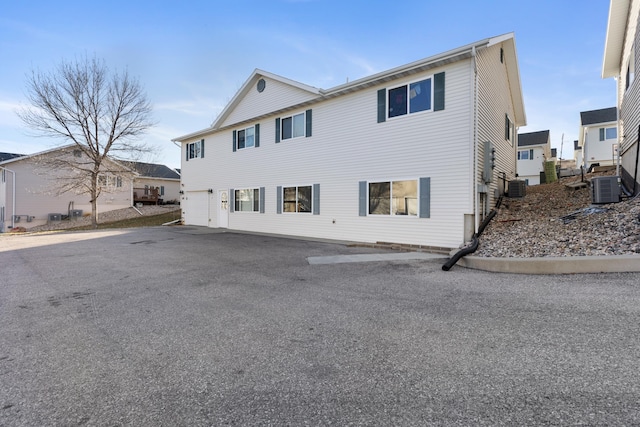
[456,254,640,274]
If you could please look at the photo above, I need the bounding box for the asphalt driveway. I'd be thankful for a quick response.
[1,226,639,426]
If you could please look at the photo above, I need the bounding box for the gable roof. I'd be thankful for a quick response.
[0,152,25,162]
[125,161,181,180]
[580,107,617,125]
[603,0,633,78]
[174,33,526,142]
[518,130,550,147]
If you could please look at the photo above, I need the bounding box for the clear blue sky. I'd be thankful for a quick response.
[1,0,615,169]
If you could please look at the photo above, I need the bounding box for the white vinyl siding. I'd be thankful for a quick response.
[180,61,473,248]
[477,42,519,202]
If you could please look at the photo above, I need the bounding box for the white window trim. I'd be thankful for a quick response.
[188,140,203,159]
[366,177,419,218]
[281,112,306,141]
[281,184,313,214]
[234,188,260,213]
[386,75,434,120]
[236,126,256,150]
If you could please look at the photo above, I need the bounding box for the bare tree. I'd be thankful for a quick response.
[17,55,154,227]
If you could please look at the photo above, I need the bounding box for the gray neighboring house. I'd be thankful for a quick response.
[578,107,618,170]
[516,130,551,185]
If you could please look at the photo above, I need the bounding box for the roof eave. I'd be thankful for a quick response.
[602,0,631,78]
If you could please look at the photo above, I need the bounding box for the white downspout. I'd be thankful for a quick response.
[472,46,480,235]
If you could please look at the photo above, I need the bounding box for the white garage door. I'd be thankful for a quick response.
[184,191,210,226]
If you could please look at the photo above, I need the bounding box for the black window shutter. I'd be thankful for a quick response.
[434,72,445,111]
[255,124,260,148]
[419,177,431,218]
[232,130,237,152]
[229,189,235,213]
[276,186,282,214]
[529,149,534,160]
[201,139,205,158]
[599,128,605,141]
[358,181,367,216]
[377,89,386,123]
[305,109,312,137]
[259,187,265,213]
[313,183,320,215]
[275,118,281,143]
[186,144,189,161]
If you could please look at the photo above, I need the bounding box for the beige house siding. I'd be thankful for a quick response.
[1,150,133,230]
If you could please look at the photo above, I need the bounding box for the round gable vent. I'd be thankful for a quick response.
[257,78,266,93]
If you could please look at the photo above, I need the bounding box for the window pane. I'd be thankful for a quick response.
[392,180,417,216]
[283,187,297,212]
[388,86,407,118]
[189,143,195,159]
[194,141,201,158]
[235,189,256,212]
[409,79,431,113]
[369,182,390,215]
[605,127,617,139]
[282,117,293,140]
[238,130,245,149]
[245,127,255,148]
[519,150,529,160]
[293,113,305,138]
[297,186,312,212]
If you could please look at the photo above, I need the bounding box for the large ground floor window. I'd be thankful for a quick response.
[283,185,312,213]
[234,188,260,212]
[369,179,418,216]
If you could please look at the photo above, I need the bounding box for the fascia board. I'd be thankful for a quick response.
[603,0,631,78]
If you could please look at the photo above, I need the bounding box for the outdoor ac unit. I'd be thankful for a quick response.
[69,209,83,218]
[508,180,526,198]
[48,213,62,222]
[592,176,620,204]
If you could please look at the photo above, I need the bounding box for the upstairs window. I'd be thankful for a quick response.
[388,78,432,118]
[233,124,260,151]
[275,110,312,142]
[626,43,635,91]
[186,139,204,160]
[98,175,122,188]
[600,127,617,141]
[505,114,514,145]
[518,149,534,160]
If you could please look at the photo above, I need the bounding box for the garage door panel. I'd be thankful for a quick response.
[184,192,209,226]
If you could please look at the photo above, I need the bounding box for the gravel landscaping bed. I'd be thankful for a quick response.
[24,205,181,232]
[475,172,640,257]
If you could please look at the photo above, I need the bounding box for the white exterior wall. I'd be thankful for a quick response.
[181,60,474,249]
[476,43,519,202]
[221,77,319,128]
[583,123,618,168]
[0,156,132,230]
[517,146,546,185]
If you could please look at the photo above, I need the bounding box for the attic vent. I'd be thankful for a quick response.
[507,180,526,198]
[592,176,620,204]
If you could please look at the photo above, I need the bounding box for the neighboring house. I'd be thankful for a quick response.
[126,161,181,205]
[516,130,551,185]
[0,145,134,231]
[0,152,25,162]
[578,107,618,170]
[173,33,526,250]
[603,0,640,194]
[573,140,583,169]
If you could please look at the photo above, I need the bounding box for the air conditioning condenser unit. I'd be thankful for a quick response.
[592,176,620,204]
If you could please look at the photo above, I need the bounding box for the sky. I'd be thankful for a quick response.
[0,0,616,169]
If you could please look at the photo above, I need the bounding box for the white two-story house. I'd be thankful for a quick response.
[603,0,640,194]
[517,130,551,185]
[173,33,526,251]
[578,107,618,171]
